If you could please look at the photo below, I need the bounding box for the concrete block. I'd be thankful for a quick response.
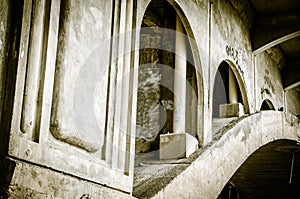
[186,133,199,157]
[219,103,244,118]
[159,133,198,160]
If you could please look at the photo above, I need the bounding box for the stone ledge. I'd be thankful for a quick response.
[0,157,134,199]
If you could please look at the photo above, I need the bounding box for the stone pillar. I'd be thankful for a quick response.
[228,67,238,103]
[219,67,244,118]
[21,0,46,140]
[173,15,186,134]
[160,15,198,160]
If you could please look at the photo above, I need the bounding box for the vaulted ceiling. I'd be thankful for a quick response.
[249,0,300,91]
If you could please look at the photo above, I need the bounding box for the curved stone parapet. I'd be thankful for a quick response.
[151,111,300,199]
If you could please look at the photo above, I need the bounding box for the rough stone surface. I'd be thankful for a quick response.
[0,157,134,199]
[136,34,161,144]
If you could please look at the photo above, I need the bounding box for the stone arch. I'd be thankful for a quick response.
[151,111,300,198]
[135,0,205,155]
[212,60,250,118]
[166,0,204,92]
[260,99,275,111]
[226,59,250,114]
[219,138,300,198]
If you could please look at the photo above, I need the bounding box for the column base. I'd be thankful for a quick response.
[159,133,198,160]
[219,103,244,118]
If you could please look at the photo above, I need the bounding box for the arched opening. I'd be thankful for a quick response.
[135,0,203,159]
[218,139,300,198]
[260,99,275,111]
[213,61,248,118]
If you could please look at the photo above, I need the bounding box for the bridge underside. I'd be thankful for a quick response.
[229,139,300,199]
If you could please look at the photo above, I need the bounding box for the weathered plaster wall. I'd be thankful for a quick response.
[255,51,284,110]
[286,88,300,116]
[210,0,254,114]
[52,0,112,152]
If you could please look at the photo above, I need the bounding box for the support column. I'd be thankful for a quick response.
[112,0,127,170]
[160,15,198,160]
[21,0,46,140]
[219,67,244,117]
[173,15,186,134]
[228,67,238,103]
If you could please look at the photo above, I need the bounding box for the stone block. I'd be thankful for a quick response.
[159,133,198,160]
[186,133,199,157]
[219,103,244,118]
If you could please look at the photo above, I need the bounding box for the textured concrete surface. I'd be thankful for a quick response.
[3,0,135,196]
[0,157,134,199]
[51,0,112,152]
[151,112,300,199]
[136,34,161,150]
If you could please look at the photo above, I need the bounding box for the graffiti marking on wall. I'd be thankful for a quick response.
[225,45,246,76]
[261,69,276,98]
